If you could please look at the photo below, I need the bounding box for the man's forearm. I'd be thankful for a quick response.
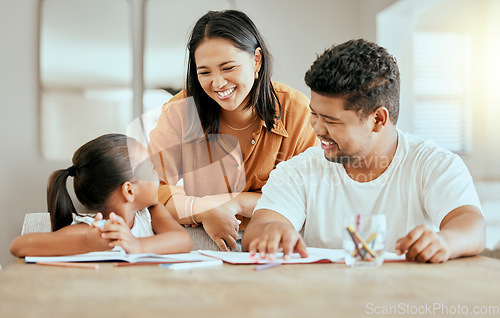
[439,205,486,259]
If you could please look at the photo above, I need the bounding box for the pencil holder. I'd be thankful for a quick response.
[342,214,386,268]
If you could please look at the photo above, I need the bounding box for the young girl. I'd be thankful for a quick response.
[148,10,318,251]
[10,133,193,257]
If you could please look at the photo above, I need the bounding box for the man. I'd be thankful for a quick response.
[241,39,485,263]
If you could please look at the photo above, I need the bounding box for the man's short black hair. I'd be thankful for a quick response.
[304,39,400,124]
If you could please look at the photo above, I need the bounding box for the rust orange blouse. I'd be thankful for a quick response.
[148,82,318,206]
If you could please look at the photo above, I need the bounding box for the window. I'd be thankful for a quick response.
[40,0,132,160]
[40,0,231,160]
[412,32,472,153]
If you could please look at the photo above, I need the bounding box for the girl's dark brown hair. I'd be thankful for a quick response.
[47,133,136,231]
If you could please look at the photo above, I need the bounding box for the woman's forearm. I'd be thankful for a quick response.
[165,194,221,225]
[233,192,261,218]
[165,192,262,224]
[204,192,261,218]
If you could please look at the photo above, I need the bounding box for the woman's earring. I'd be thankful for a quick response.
[255,71,259,79]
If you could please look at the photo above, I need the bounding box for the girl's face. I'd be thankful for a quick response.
[194,38,262,112]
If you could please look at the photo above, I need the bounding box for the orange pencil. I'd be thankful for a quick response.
[36,261,99,270]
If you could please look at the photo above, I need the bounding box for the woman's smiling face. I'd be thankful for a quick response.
[194,38,261,112]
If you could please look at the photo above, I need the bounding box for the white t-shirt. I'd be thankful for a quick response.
[73,209,155,238]
[254,129,482,251]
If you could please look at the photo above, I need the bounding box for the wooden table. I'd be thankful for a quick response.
[1,256,500,318]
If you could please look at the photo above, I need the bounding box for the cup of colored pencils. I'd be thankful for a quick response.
[342,214,386,267]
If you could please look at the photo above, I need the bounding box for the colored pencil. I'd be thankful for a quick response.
[346,226,378,258]
[346,227,366,259]
[36,261,99,270]
[255,262,281,271]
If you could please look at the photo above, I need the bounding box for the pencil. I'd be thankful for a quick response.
[346,226,378,258]
[160,260,223,270]
[366,232,378,244]
[346,227,366,259]
[255,262,281,271]
[113,261,198,267]
[36,261,99,270]
[351,232,378,256]
[367,232,378,248]
[356,214,361,233]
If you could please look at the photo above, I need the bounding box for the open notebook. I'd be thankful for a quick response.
[199,247,406,264]
[25,251,215,264]
[25,248,406,265]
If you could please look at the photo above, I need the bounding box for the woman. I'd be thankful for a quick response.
[148,10,317,251]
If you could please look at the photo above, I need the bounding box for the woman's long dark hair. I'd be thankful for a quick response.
[186,10,282,135]
[47,134,136,231]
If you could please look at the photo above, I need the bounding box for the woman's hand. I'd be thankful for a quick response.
[99,212,142,253]
[197,203,240,252]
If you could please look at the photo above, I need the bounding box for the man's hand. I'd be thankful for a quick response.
[395,225,451,263]
[247,222,308,261]
[242,209,308,261]
[396,206,485,263]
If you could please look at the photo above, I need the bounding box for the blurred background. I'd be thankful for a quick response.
[1,0,499,266]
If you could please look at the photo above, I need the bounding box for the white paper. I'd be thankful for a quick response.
[198,247,346,264]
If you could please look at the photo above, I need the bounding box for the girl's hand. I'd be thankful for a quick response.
[100,212,142,253]
[85,212,113,251]
[197,206,240,252]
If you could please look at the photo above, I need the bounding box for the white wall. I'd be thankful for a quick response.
[237,0,397,96]
[378,0,500,181]
[0,0,58,266]
[0,0,397,266]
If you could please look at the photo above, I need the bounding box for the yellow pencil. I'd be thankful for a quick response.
[36,261,99,270]
[346,226,378,258]
[351,232,378,256]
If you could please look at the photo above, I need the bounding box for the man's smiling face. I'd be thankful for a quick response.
[309,91,375,165]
